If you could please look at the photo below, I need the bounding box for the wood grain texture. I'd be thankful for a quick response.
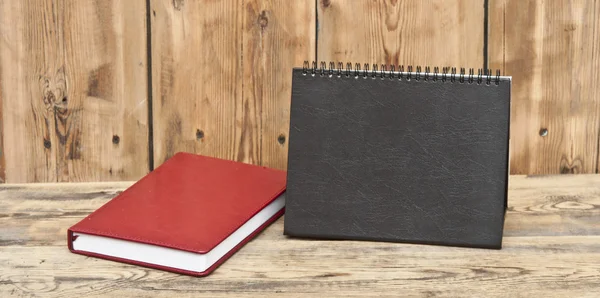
[151,0,243,167]
[151,0,315,170]
[243,0,316,170]
[0,69,5,183]
[1,175,600,297]
[489,0,600,174]
[317,0,484,69]
[0,0,149,183]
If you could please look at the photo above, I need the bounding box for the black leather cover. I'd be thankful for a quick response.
[284,68,511,249]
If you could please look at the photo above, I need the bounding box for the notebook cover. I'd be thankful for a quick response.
[68,152,287,276]
[284,66,511,249]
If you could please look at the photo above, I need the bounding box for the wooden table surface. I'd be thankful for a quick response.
[1,175,600,297]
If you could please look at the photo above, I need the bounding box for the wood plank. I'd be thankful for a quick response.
[505,175,600,237]
[150,0,243,166]
[0,65,5,183]
[151,0,315,170]
[2,175,599,247]
[1,176,600,296]
[0,182,130,247]
[317,0,484,69]
[242,1,316,170]
[489,0,600,174]
[1,238,600,297]
[0,0,149,183]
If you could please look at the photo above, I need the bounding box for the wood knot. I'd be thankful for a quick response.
[321,0,331,8]
[258,10,269,29]
[45,91,56,105]
[196,129,204,140]
[560,166,577,174]
[559,157,583,174]
[555,201,594,210]
[112,135,120,145]
[39,66,67,109]
[564,24,577,32]
[277,134,286,145]
[173,0,184,11]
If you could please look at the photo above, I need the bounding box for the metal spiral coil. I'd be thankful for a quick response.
[301,61,502,85]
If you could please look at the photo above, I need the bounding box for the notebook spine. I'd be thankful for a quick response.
[301,61,502,85]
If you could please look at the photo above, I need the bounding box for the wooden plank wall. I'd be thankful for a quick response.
[150,0,315,170]
[0,0,149,183]
[0,0,599,182]
[317,0,484,69]
[490,0,600,174]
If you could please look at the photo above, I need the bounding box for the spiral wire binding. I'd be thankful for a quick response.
[301,61,502,85]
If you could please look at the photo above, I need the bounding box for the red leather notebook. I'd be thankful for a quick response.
[68,153,286,276]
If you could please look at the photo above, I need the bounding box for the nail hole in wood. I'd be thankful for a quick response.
[43,139,51,149]
[539,128,548,137]
[196,129,204,140]
[112,135,120,144]
[277,134,286,145]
